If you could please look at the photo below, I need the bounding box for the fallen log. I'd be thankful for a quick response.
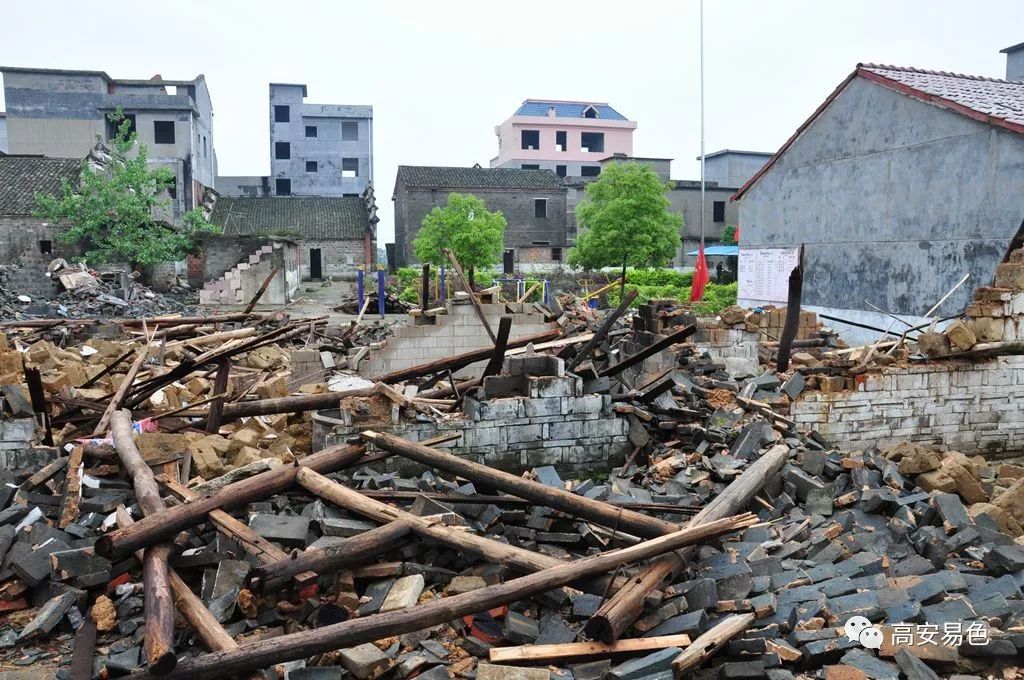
[586,444,790,643]
[177,387,378,420]
[361,431,680,539]
[125,503,755,680]
[599,325,697,378]
[158,474,317,591]
[672,613,755,675]
[247,521,410,594]
[93,342,152,436]
[489,633,693,664]
[110,411,175,675]
[445,248,496,343]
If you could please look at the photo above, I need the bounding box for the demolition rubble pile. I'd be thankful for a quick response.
[0,287,1020,680]
[0,261,195,322]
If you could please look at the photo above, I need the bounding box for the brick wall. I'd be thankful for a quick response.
[0,217,78,263]
[791,357,1024,458]
[296,238,367,281]
[314,376,630,474]
[358,301,557,379]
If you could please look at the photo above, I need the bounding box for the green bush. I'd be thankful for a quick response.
[606,281,737,316]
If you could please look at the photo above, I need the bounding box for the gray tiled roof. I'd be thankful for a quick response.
[0,155,82,216]
[860,64,1024,128]
[396,166,565,191]
[210,196,372,240]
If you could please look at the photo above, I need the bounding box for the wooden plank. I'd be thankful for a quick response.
[444,248,496,343]
[599,325,697,378]
[58,446,84,529]
[672,613,755,675]
[567,288,639,371]
[489,633,693,664]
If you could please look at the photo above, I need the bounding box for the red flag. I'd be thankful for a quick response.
[734,224,740,243]
[691,243,709,302]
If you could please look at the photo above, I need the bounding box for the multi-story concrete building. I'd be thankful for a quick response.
[699,150,773,189]
[393,166,568,270]
[490,100,636,178]
[0,66,216,221]
[268,83,372,197]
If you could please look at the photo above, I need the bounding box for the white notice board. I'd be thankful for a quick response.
[738,247,800,303]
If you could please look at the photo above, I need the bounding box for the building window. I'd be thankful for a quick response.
[203,135,208,157]
[106,113,136,140]
[305,125,317,138]
[39,240,52,255]
[555,130,567,152]
[153,121,175,144]
[583,105,598,118]
[276,178,291,195]
[342,158,359,177]
[274,105,290,122]
[581,166,600,177]
[551,247,562,262]
[555,165,567,178]
[521,164,540,170]
[580,132,604,153]
[521,129,540,150]
[713,201,726,223]
[306,161,318,173]
[534,198,548,219]
[275,142,290,159]
[342,121,359,141]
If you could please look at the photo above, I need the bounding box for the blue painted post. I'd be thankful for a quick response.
[357,269,364,309]
[377,270,386,318]
[439,266,446,304]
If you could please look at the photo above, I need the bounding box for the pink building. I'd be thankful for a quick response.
[490,100,636,178]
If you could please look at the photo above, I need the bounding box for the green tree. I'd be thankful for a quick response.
[569,162,682,292]
[34,110,219,267]
[721,224,737,245]
[413,193,506,284]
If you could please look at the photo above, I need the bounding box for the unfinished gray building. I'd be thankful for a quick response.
[733,48,1024,338]
[0,66,216,222]
[268,83,372,198]
[392,166,568,270]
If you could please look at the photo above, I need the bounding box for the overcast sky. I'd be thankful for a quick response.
[3,1,1023,243]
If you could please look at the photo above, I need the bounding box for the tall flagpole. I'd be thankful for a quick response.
[699,0,706,250]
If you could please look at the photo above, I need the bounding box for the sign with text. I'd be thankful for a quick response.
[738,247,801,303]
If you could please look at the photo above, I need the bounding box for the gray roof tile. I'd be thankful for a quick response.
[0,156,82,216]
[210,196,372,240]
[396,166,565,191]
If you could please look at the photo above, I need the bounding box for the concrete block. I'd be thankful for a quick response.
[380,574,425,612]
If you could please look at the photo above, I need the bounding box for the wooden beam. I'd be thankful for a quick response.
[93,341,152,436]
[776,247,804,373]
[110,410,176,674]
[247,521,410,594]
[58,446,83,529]
[482,316,513,377]
[488,633,693,664]
[361,431,681,539]
[672,613,755,675]
[243,266,281,315]
[585,445,789,644]
[599,325,697,378]
[444,248,496,343]
[205,358,232,434]
[567,288,638,371]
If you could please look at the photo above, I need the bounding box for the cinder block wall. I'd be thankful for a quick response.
[359,301,557,379]
[791,357,1024,458]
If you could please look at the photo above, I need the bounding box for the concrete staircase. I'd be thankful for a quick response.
[199,244,278,305]
[358,300,556,379]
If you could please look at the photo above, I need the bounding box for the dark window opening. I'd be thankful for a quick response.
[580,132,604,153]
[306,161,318,172]
[342,121,359,141]
[305,125,317,138]
[275,142,291,159]
[106,113,136,140]
[343,193,359,197]
[531,240,550,246]
[534,198,547,219]
[555,165,567,178]
[581,166,600,177]
[555,130,567,152]
[276,178,291,195]
[342,158,359,177]
[521,164,540,170]
[583,105,598,118]
[521,129,540,150]
[551,247,562,262]
[274,105,290,122]
[168,178,177,200]
[39,240,52,255]
[713,201,726,223]
[153,121,175,144]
